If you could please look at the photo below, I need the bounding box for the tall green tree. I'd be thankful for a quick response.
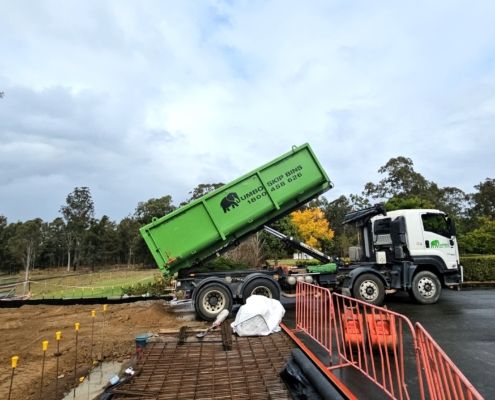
[0,216,17,273]
[60,187,94,271]
[85,216,118,269]
[134,195,175,224]
[38,218,66,268]
[364,156,431,200]
[363,156,468,222]
[7,219,43,294]
[470,178,495,220]
[118,217,141,267]
[460,217,495,254]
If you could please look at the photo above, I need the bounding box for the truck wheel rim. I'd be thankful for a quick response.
[418,277,436,298]
[250,286,272,298]
[359,280,379,302]
[203,290,225,313]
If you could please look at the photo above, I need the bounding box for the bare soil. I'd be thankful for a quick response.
[0,301,204,399]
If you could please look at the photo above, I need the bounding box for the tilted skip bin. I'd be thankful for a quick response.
[140,143,332,275]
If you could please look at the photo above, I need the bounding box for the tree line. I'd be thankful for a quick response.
[0,157,494,275]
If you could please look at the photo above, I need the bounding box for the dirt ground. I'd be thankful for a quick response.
[0,301,205,399]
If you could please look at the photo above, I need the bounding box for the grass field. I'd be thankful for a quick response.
[1,267,158,299]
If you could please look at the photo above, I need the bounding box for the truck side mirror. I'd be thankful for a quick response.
[447,217,457,237]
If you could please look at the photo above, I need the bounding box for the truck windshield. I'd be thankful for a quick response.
[422,213,451,238]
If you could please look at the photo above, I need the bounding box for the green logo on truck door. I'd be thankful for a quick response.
[431,240,450,248]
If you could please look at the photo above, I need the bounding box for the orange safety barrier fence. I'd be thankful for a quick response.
[295,281,484,400]
[416,323,484,400]
[295,280,333,357]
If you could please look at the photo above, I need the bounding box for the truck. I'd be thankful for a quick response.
[140,144,463,320]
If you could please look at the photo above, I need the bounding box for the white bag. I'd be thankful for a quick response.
[231,295,285,336]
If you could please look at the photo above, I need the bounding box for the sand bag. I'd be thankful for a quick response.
[231,295,285,336]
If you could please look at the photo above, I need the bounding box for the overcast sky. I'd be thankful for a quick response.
[1,1,494,222]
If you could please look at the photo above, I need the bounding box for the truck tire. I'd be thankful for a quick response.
[242,278,280,303]
[410,271,441,304]
[352,273,385,305]
[195,283,233,321]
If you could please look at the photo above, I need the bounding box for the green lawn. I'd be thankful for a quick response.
[6,268,158,299]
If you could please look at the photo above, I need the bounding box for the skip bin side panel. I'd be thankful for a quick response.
[140,144,332,275]
[140,203,221,270]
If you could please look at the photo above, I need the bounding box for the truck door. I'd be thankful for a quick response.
[420,212,459,269]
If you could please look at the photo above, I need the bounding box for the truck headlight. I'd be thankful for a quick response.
[287,276,297,286]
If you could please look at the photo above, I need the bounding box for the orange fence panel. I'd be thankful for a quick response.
[332,292,423,400]
[416,323,484,400]
[295,280,333,357]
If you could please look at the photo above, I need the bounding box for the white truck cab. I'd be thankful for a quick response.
[373,209,461,272]
[343,205,462,305]
[367,208,463,304]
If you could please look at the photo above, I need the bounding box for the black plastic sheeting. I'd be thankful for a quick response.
[0,295,173,308]
[280,349,346,400]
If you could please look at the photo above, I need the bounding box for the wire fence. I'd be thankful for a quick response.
[0,269,158,300]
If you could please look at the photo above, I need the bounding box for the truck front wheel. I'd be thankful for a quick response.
[410,271,441,304]
[195,283,233,321]
[352,273,385,305]
[242,278,280,303]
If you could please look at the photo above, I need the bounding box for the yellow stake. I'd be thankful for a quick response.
[55,331,62,398]
[40,341,49,399]
[8,356,19,400]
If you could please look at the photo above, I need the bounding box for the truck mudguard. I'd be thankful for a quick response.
[140,144,332,275]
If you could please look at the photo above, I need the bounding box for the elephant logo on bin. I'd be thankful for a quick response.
[220,192,240,213]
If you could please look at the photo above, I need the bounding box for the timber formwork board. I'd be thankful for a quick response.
[111,328,294,400]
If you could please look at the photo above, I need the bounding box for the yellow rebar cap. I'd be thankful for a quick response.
[42,340,49,351]
[75,322,80,331]
[11,356,19,369]
[91,310,96,317]
[55,331,62,340]
[103,304,108,312]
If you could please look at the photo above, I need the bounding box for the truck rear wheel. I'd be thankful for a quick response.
[242,278,280,303]
[410,271,441,304]
[352,273,385,305]
[195,283,233,321]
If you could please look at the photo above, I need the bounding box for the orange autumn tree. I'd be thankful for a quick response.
[290,208,334,250]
